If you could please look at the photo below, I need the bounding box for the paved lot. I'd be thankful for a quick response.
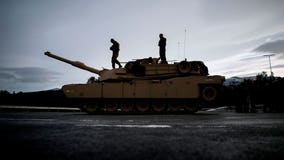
[0,109,284,160]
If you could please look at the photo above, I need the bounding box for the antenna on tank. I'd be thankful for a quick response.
[183,29,187,60]
[178,41,180,61]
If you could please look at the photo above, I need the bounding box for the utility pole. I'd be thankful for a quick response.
[263,54,275,77]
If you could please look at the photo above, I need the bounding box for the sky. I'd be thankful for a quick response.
[1,0,284,92]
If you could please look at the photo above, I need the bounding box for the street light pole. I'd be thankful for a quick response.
[263,54,275,77]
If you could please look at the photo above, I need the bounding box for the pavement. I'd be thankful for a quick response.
[0,108,284,160]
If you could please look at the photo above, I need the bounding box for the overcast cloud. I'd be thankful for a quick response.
[0,67,60,83]
[208,32,284,77]
[253,39,284,54]
[0,0,284,92]
[0,67,61,92]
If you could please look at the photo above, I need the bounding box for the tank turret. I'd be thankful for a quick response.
[124,57,208,77]
[45,52,209,81]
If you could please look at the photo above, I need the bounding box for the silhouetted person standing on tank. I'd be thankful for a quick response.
[158,33,167,64]
[110,38,122,69]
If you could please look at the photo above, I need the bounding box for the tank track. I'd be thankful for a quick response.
[81,100,201,114]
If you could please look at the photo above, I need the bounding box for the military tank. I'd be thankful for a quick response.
[45,51,225,114]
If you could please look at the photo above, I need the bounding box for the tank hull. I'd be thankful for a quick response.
[62,75,225,113]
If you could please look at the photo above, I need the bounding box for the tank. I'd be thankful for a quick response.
[45,51,225,114]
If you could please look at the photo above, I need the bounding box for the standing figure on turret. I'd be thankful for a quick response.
[110,38,122,69]
[158,33,167,64]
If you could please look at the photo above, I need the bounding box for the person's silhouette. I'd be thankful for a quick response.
[158,34,167,64]
[110,38,122,69]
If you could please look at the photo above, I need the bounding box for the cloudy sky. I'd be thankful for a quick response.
[1,0,284,92]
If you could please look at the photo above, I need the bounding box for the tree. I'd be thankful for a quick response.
[256,71,268,81]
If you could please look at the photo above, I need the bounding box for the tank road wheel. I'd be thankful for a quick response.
[84,103,99,114]
[184,104,199,113]
[169,102,183,112]
[201,86,217,102]
[121,102,135,112]
[136,102,150,112]
[105,102,118,112]
[177,61,191,74]
[152,102,167,112]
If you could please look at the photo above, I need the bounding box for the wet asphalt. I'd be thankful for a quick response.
[0,109,284,160]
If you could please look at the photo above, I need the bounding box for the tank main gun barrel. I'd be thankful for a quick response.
[44,51,102,75]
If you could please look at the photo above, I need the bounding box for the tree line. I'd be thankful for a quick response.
[0,72,283,112]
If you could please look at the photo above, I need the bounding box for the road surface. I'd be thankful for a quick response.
[0,108,284,160]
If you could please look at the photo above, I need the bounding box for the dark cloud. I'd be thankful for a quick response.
[0,72,17,79]
[273,64,284,69]
[201,0,284,25]
[239,55,264,61]
[253,39,284,54]
[0,67,61,83]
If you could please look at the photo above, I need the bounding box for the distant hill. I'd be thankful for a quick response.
[223,76,256,86]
